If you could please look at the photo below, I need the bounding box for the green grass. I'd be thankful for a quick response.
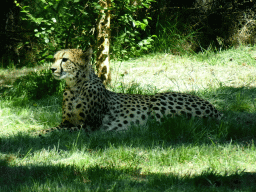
[1,46,256,191]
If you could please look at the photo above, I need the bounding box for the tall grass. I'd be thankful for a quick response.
[151,15,197,54]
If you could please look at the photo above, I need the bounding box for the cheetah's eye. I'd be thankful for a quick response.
[62,58,68,62]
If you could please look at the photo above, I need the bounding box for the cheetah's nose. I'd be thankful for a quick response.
[50,68,57,73]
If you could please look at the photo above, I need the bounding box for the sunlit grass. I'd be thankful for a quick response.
[111,45,256,94]
[0,95,62,135]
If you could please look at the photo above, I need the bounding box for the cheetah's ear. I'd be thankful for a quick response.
[82,48,93,63]
[83,47,93,56]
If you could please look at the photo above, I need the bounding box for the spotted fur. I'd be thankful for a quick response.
[40,48,222,134]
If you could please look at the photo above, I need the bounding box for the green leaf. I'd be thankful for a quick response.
[44,38,49,43]
[143,19,148,25]
[46,55,53,59]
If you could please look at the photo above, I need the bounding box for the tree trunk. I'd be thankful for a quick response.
[95,0,111,85]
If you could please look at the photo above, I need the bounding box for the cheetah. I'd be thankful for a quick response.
[43,48,222,134]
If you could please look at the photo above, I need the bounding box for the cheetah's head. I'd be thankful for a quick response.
[51,48,93,84]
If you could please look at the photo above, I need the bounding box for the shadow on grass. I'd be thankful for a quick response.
[1,162,256,191]
[205,86,256,112]
[0,114,254,152]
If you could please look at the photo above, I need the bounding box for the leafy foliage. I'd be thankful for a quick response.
[15,0,156,62]
[111,0,156,59]
[2,0,254,68]
[15,0,97,63]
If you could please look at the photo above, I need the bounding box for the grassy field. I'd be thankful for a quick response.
[1,46,256,191]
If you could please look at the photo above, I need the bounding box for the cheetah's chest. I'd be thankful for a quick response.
[62,91,87,126]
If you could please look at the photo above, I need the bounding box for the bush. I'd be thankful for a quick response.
[5,68,64,100]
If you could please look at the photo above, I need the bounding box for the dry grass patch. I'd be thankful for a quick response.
[110,47,256,93]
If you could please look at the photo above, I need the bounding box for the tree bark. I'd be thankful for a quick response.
[95,0,111,85]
